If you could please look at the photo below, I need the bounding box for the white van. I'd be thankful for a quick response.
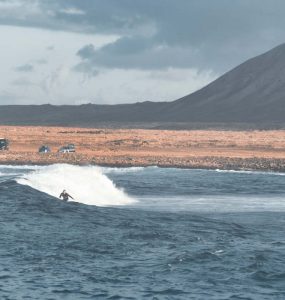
[58,144,75,153]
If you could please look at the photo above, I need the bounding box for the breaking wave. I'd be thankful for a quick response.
[16,164,135,206]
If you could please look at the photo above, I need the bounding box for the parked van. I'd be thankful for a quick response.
[58,144,75,153]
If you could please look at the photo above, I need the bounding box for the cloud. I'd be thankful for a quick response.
[59,7,85,16]
[1,0,285,105]
[14,63,34,72]
[77,44,96,59]
[35,58,47,64]
[0,0,43,26]
[1,0,285,75]
[11,77,34,86]
[70,0,285,74]
[76,38,204,72]
[73,62,99,77]
[40,65,70,96]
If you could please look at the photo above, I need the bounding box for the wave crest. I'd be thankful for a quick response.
[17,164,135,206]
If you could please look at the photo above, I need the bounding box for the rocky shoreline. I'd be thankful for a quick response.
[0,152,285,172]
[0,126,285,172]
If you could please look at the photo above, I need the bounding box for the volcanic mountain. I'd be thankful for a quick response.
[165,42,285,124]
[0,43,285,128]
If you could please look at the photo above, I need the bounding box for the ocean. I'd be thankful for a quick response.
[0,164,285,299]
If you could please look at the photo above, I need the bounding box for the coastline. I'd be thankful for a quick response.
[0,125,285,172]
[1,153,285,173]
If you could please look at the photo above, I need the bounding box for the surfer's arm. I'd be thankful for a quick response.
[68,194,74,199]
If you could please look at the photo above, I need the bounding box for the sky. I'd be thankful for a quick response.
[0,0,285,105]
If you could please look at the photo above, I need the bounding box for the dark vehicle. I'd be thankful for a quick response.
[39,145,51,153]
[67,144,75,150]
[0,138,9,150]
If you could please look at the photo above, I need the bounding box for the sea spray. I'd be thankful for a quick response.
[17,164,135,206]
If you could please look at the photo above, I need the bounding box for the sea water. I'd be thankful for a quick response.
[0,164,285,299]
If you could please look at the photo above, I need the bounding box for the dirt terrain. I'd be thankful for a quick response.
[0,126,285,171]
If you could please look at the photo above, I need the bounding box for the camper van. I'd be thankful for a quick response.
[58,144,75,153]
[0,138,9,150]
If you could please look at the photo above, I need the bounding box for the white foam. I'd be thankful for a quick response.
[132,195,285,212]
[17,164,135,206]
[0,165,42,170]
[0,172,18,176]
[214,169,285,176]
[101,166,145,174]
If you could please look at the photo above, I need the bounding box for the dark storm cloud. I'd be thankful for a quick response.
[76,41,202,70]
[2,0,285,73]
[14,64,34,72]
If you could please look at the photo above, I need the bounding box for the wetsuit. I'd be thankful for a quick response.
[59,192,73,201]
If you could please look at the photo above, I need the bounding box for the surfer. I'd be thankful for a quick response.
[59,190,74,201]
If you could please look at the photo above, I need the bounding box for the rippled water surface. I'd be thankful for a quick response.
[0,165,285,299]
